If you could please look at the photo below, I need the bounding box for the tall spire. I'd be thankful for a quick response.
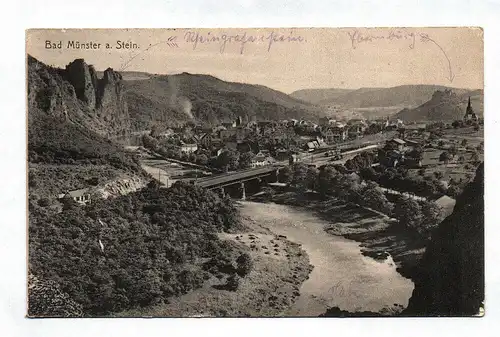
[468,96,471,108]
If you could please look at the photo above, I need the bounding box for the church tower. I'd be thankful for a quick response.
[464,97,477,122]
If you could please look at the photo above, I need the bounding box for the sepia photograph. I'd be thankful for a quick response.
[25,27,484,318]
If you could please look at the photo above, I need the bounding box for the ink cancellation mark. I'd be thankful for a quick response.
[44,40,140,50]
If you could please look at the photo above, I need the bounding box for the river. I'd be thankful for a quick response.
[239,201,414,316]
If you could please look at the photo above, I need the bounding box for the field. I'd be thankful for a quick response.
[407,126,483,184]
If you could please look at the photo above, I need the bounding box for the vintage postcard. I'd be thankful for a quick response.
[26,28,484,318]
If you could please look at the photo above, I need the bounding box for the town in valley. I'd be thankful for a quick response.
[26,28,484,318]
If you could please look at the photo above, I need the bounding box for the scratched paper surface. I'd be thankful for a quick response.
[26,28,484,318]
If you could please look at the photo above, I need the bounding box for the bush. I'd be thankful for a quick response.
[225,274,240,291]
[236,252,253,277]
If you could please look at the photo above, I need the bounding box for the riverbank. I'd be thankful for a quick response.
[239,201,414,316]
[251,191,427,281]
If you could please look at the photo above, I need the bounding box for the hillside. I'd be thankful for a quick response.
[290,88,355,104]
[27,56,148,200]
[395,89,484,122]
[123,73,322,130]
[405,164,484,316]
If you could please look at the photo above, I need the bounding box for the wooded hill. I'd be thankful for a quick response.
[123,72,323,130]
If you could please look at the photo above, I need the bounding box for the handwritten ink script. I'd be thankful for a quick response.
[347,29,455,82]
[184,30,306,54]
[348,29,419,49]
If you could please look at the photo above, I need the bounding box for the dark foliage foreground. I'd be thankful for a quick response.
[29,182,241,316]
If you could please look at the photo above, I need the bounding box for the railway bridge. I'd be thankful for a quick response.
[193,165,283,199]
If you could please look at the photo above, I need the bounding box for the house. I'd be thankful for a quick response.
[197,133,213,148]
[289,153,301,165]
[235,127,248,142]
[347,120,367,138]
[251,153,274,168]
[324,124,348,144]
[385,118,404,129]
[382,150,404,167]
[58,188,92,205]
[316,136,327,147]
[180,142,198,153]
[159,128,175,138]
[257,149,271,157]
[387,138,407,152]
[222,121,235,129]
[275,148,289,161]
[219,129,237,140]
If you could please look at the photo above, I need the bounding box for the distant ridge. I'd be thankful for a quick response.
[395,89,484,122]
[291,85,481,111]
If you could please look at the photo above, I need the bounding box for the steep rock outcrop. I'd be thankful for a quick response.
[28,55,130,139]
[65,59,98,107]
[404,163,484,316]
[96,175,146,199]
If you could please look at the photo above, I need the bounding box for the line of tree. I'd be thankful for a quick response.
[280,163,445,238]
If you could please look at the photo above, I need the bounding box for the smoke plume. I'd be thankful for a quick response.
[167,76,194,120]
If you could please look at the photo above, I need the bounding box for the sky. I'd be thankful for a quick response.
[26,27,483,93]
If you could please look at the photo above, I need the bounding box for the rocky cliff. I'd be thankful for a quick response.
[28,55,130,138]
[96,175,146,199]
[404,163,484,316]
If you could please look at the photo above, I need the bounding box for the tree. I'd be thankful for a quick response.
[335,173,361,200]
[447,185,462,198]
[361,182,394,214]
[278,166,293,184]
[142,134,159,150]
[439,151,451,164]
[238,152,254,170]
[452,120,463,129]
[217,150,239,172]
[318,165,339,195]
[458,155,466,163]
[420,201,444,236]
[393,197,423,230]
[291,163,309,190]
[407,148,423,163]
[196,154,209,166]
[461,139,468,147]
